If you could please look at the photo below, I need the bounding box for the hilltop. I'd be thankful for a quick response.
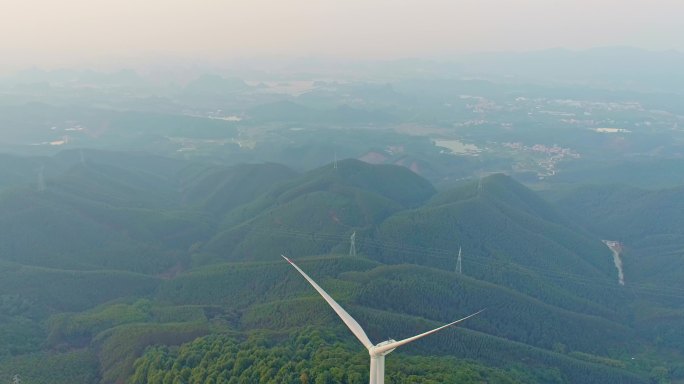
[201,158,435,262]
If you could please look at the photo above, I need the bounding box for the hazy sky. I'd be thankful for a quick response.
[1,0,683,70]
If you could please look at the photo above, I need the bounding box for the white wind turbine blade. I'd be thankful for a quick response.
[282,255,374,350]
[372,309,485,355]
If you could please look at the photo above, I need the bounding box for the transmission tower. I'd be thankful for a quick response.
[456,246,462,274]
[334,151,338,169]
[349,231,357,257]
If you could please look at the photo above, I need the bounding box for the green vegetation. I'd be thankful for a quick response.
[182,162,299,217]
[0,152,681,383]
[549,183,684,355]
[129,329,565,384]
[0,350,99,384]
[0,261,159,313]
[95,321,210,384]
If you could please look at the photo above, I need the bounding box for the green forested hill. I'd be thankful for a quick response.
[181,162,299,216]
[0,185,209,272]
[0,261,159,313]
[0,151,681,383]
[202,159,435,262]
[547,183,684,358]
[548,183,684,292]
[154,256,635,357]
[370,175,625,316]
[550,183,684,252]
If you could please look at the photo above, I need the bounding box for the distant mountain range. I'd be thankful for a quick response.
[456,47,684,91]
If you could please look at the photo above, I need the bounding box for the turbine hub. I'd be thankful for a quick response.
[370,339,397,356]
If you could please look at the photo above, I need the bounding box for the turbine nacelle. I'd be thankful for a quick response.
[370,340,397,357]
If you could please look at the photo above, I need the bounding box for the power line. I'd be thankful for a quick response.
[244,226,684,300]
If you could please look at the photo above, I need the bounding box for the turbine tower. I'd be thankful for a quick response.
[282,255,483,384]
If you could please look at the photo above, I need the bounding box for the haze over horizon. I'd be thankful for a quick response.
[2,0,683,72]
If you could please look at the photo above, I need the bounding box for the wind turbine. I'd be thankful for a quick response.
[282,255,484,384]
